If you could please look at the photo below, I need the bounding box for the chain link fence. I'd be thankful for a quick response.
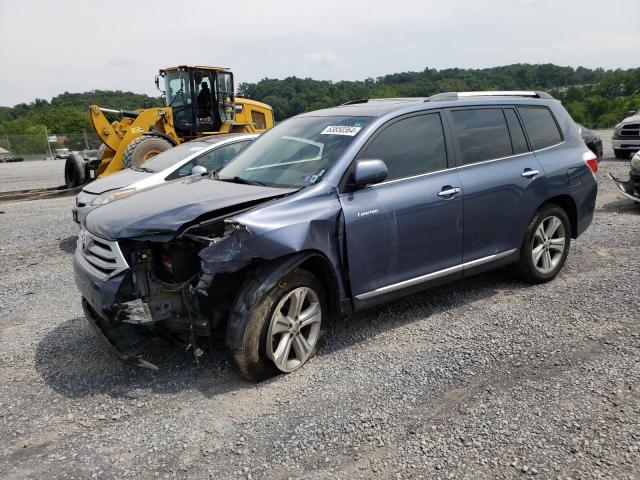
[0,132,102,161]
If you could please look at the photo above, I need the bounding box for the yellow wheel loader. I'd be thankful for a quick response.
[64,66,274,187]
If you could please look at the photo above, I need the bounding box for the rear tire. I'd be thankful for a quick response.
[515,204,571,284]
[64,152,87,188]
[123,136,172,168]
[231,268,326,382]
[614,149,630,160]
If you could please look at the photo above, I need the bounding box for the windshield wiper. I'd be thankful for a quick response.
[215,174,266,186]
[233,176,265,186]
[135,167,155,173]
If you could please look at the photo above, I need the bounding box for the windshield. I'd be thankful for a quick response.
[217,116,372,188]
[164,70,192,107]
[134,141,209,173]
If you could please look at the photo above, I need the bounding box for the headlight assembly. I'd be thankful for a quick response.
[91,188,136,206]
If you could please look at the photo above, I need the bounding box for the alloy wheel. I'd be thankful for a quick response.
[531,215,566,274]
[266,287,322,372]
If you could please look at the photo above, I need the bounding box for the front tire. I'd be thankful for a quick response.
[515,204,571,284]
[231,268,326,382]
[614,149,630,160]
[123,136,172,168]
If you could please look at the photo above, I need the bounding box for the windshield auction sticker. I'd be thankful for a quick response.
[320,125,362,136]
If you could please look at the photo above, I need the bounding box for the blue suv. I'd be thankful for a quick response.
[74,91,598,381]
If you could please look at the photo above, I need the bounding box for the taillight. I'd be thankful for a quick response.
[583,150,598,178]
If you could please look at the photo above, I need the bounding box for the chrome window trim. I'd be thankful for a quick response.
[367,166,453,187]
[363,142,564,186]
[532,140,565,153]
[352,135,564,189]
[354,248,518,300]
[456,150,532,170]
[454,141,564,170]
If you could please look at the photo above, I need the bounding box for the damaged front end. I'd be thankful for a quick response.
[609,153,640,204]
[74,211,261,369]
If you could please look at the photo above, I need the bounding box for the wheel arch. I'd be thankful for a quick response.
[539,194,578,239]
[140,131,179,146]
[225,250,341,350]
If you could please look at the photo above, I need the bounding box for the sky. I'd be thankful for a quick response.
[0,0,638,107]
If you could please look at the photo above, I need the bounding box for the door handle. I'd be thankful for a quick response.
[438,187,461,197]
[521,169,539,178]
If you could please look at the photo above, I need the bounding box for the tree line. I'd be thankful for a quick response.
[239,64,640,128]
[1,64,638,143]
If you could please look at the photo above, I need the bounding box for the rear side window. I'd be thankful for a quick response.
[504,109,529,154]
[450,108,512,165]
[358,113,447,181]
[518,106,563,150]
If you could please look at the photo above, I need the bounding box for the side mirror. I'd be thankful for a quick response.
[353,159,388,187]
[191,165,208,176]
[628,110,637,117]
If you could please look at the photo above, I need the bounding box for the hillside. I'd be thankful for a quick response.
[239,64,640,127]
[1,64,638,140]
[0,91,163,137]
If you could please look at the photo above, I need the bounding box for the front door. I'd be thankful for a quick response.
[339,112,463,301]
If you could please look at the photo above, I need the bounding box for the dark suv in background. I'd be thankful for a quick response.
[74,91,598,381]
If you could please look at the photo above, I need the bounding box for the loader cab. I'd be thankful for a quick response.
[160,66,236,138]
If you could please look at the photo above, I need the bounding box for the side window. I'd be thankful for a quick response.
[358,113,447,181]
[195,141,251,171]
[166,159,196,180]
[450,108,512,165]
[517,106,562,150]
[504,109,529,154]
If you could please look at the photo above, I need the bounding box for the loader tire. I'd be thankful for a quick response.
[123,136,172,168]
[97,143,109,161]
[64,152,87,188]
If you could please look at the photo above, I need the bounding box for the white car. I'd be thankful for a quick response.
[73,133,257,224]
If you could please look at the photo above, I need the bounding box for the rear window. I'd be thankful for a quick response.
[450,108,512,165]
[518,106,563,150]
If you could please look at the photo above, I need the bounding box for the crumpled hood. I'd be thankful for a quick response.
[83,168,150,194]
[84,175,296,240]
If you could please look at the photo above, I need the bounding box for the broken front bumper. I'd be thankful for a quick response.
[609,173,640,204]
[74,248,161,368]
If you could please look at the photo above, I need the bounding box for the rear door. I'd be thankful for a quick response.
[339,112,463,300]
[448,106,546,263]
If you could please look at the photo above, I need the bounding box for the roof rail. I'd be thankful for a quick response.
[427,91,554,102]
[341,97,429,106]
[341,99,369,106]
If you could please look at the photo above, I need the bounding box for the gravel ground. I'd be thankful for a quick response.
[0,160,67,192]
[0,131,638,479]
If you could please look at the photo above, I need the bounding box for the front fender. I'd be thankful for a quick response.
[224,252,329,349]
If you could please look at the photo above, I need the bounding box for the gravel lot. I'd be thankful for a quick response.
[0,131,638,479]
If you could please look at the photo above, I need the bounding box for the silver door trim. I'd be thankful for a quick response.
[354,248,518,300]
